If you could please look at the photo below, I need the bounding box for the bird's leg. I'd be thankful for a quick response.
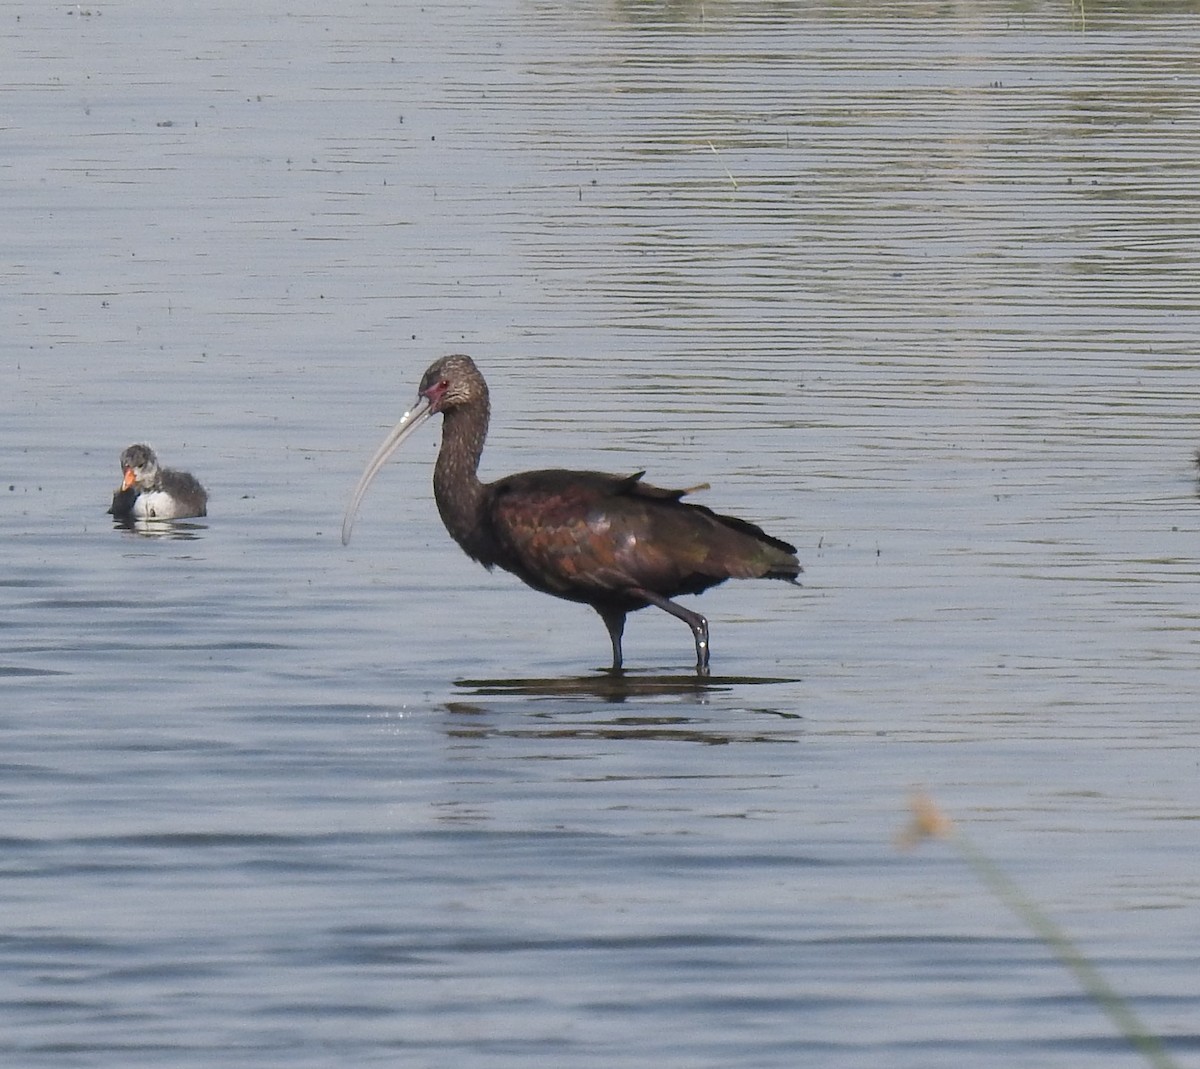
[632,589,710,675]
[598,608,627,673]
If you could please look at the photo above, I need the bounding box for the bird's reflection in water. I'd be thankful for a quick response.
[454,672,801,702]
[445,673,802,744]
[111,517,207,541]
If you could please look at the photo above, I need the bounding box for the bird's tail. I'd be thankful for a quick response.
[762,549,803,584]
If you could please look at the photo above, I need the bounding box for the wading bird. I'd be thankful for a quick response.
[342,355,800,674]
[108,443,208,521]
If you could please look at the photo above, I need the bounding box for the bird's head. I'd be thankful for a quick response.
[418,353,484,414]
[118,443,159,491]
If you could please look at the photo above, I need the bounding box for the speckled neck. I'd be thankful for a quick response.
[431,395,496,566]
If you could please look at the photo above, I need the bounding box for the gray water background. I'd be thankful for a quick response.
[4,0,1200,1065]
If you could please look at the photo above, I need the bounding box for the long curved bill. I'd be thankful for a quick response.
[341,395,435,545]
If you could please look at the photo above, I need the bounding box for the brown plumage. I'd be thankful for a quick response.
[342,354,800,674]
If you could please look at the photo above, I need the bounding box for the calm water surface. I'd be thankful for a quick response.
[4,0,1200,1065]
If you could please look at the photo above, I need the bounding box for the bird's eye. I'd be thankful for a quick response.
[422,378,452,406]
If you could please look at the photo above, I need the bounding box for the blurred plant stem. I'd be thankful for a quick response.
[900,793,1179,1069]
